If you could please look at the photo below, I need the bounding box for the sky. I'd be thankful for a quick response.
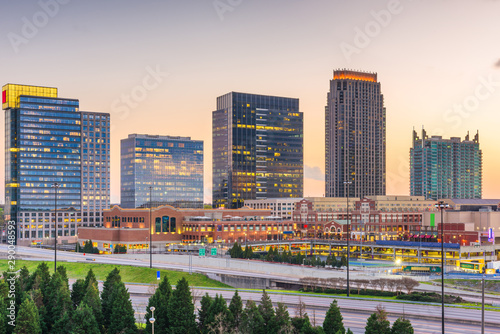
[1,0,500,204]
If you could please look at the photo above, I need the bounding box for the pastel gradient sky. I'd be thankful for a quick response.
[1,0,500,204]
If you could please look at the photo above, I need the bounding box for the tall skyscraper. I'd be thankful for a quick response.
[212,92,303,209]
[3,84,110,244]
[120,134,204,209]
[325,69,386,198]
[410,129,482,200]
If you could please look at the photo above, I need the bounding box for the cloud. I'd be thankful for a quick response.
[494,59,500,68]
[305,165,324,181]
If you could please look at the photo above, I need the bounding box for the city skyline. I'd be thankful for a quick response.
[2,1,500,204]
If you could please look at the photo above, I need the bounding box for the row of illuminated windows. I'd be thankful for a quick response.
[20,116,81,125]
[20,134,81,142]
[20,96,78,106]
[19,159,80,165]
[20,152,80,159]
[20,108,80,117]
[21,122,80,131]
[19,171,80,177]
[20,182,81,188]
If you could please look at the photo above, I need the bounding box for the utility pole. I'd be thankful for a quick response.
[436,201,448,334]
[150,186,153,269]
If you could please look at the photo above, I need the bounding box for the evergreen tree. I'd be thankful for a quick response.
[29,285,48,334]
[198,293,213,333]
[101,267,122,330]
[14,298,41,334]
[167,277,197,333]
[0,291,7,334]
[291,314,315,334]
[71,302,100,334]
[108,281,137,334]
[56,265,69,289]
[31,262,51,306]
[146,275,172,334]
[323,300,345,334]
[365,305,391,334]
[227,290,243,331]
[258,290,276,333]
[391,317,414,334]
[46,272,73,333]
[346,329,353,334]
[84,268,97,291]
[81,279,103,332]
[71,279,86,308]
[205,294,228,332]
[272,302,292,334]
[241,300,265,334]
[340,254,347,267]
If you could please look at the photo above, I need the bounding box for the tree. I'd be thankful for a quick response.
[198,293,213,333]
[391,317,414,334]
[146,275,172,334]
[401,277,419,294]
[365,305,391,334]
[81,279,103,332]
[273,302,292,334]
[0,289,7,334]
[241,300,265,334]
[71,303,100,334]
[71,279,86,308]
[227,290,243,332]
[31,262,51,306]
[323,300,344,334]
[340,254,347,268]
[101,267,122,330]
[168,277,197,333]
[108,281,137,334]
[205,294,228,333]
[14,298,41,334]
[56,266,69,289]
[82,240,99,254]
[46,272,73,333]
[258,290,276,333]
[84,268,97,291]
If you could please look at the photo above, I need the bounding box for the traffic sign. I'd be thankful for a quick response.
[211,248,217,256]
[199,248,206,256]
[157,271,160,280]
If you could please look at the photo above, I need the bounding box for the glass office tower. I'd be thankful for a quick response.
[410,129,482,200]
[121,134,204,209]
[213,92,303,209]
[81,111,111,225]
[3,84,111,244]
[325,70,386,198]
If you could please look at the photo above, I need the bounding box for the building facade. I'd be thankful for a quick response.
[212,92,303,209]
[410,129,482,200]
[244,198,302,220]
[3,84,110,245]
[120,134,204,209]
[325,69,386,198]
[78,205,295,252]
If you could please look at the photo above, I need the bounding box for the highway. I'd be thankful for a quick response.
[3,245,500,334]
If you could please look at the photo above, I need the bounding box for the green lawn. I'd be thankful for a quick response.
[0,259,230,288]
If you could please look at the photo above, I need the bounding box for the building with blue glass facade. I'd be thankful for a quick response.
[410,128,482,200]
[212,92,303,209]
[3,84,110,245]
[120,134,204,209]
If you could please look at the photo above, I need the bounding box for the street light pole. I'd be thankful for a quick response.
[436,200,448,334]
[344,180,352,297]
[52,182,60,273]
[149,186,152,269]
[149,306,155,334]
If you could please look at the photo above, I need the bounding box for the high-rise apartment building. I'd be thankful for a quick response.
[325,69,386,198]
[213,92,303,209]
[120,134,203,209]
[410,129,482,200]
[3,84,110,244]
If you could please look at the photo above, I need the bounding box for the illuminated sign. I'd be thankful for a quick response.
[488,228,494,242]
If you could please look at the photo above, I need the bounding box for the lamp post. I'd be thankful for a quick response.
[149,186,152,269]
[435,200,449,334]
[149,306,156,334]
[344,180,352,297]
[52,182,60,273]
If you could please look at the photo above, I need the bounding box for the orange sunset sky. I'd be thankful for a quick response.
[1,0,500,204]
